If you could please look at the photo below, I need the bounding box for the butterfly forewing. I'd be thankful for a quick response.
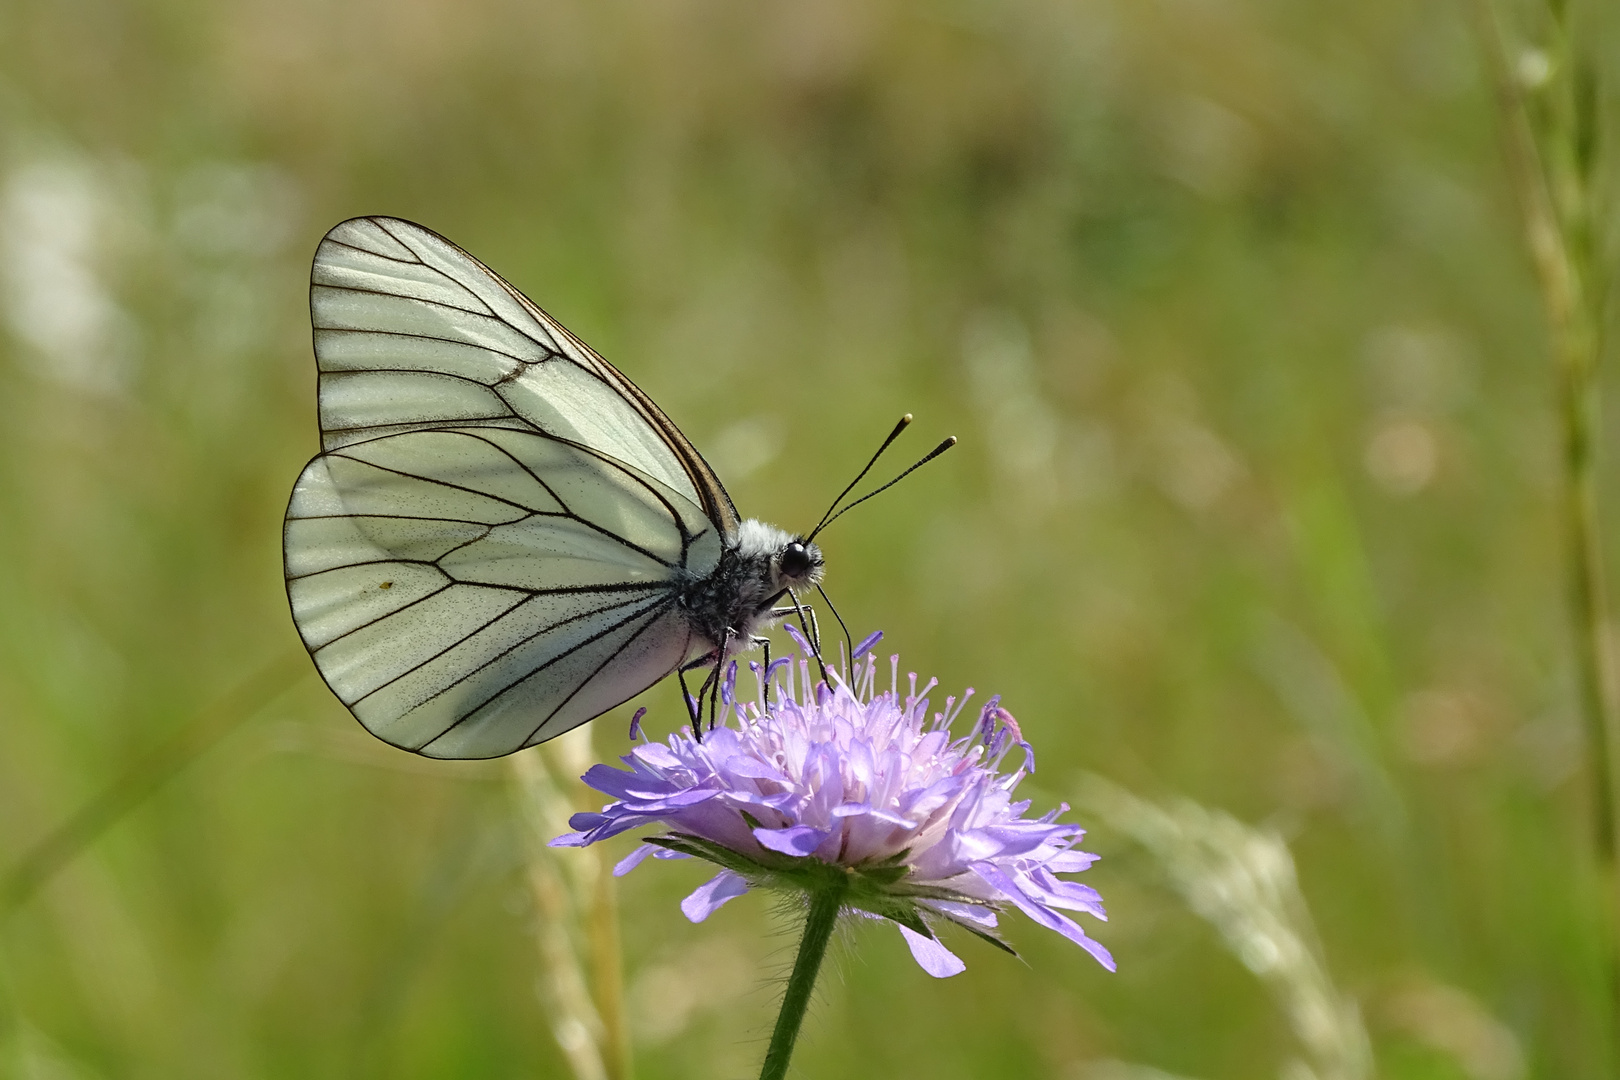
[309,216,736,531]
[287,215,739,758]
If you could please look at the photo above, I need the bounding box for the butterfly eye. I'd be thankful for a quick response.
[779,542,813,580]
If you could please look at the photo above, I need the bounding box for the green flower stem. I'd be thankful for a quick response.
[759,876,847,1080]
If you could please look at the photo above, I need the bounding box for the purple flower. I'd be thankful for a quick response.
[551,637,1114,978]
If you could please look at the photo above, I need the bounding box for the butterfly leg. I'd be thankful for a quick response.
[768,601,825,680]
[678,656,722,740]
[677,665,702,738]
[678,655,726,737]
[709,627,735,732]
[769,604,820,650]
[755,635,773,704]
[699,662,719,734]
[784,589,829,684]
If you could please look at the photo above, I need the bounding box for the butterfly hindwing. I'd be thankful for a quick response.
[285,421,722,757]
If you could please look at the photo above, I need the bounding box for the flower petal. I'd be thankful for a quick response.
[580,763,668,801]
[832,802,918,828]
[631,743,684,770]
[544,640,1110,974]
[972,863,1115,971]
[564,811,607,832]
[923,899,999,929]
[680,871,750,923]
[622,787,718,812]
[1075,930,1116,971]
[1029,870,1108,918]
[1044,849,1099,873]
[613,844,658,877]
[898,925,966,978]
[753,824,828,856]
[726,757,788,782]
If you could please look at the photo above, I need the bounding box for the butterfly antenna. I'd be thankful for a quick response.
[807,414,913,541]
[807,435,957,541]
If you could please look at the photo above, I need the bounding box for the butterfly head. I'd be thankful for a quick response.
[734,519,824,594]
[774,538,824,590]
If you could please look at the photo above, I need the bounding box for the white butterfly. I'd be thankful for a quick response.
[282,217,836,759]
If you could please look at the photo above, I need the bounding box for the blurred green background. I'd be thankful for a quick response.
[0,0,1613,1077]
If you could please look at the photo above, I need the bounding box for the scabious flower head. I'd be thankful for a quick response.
[551,631,1113,977]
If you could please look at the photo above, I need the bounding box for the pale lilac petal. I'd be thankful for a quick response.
[680,871,750,923]
[831,803,917,829]
[550,638,1111,973]
[565,813,654,843]
[631,743,684,769]
[899,925,966,978]
[924,899,999,929]
[1030,871,1108,917]
[971,861,1096,940]
[1036,906,1112,962]
[864,808,917,828]
[980,823,1064,856]
[622,788,717,812]
[754,825,828,856]
[1045,850,1099,873]
[951,830,1006,862]
[1078,932,1116,971]
[565,811,608,832]
[726,758,788,781]
[613,845,658,877]
[579,765,665,801]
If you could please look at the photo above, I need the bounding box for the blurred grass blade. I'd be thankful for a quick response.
[1076,774,1372,1080]
[1468,0,1619,1046]
[1469,0,1617,851]
[1250,612,1406,846]
[0,649,308,918]
[511,727,632,1080]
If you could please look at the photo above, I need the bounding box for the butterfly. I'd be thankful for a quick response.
[283,217,949,759]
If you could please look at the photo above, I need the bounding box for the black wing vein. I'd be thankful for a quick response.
[427,595,673,740]
[372,591,664,718]
[287,215,737,758]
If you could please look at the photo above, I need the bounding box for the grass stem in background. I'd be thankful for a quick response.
[585,835,632,1080]
[1076,775,1372,1080]
[1470,0,1619,1041]
[511,729,633,1080]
